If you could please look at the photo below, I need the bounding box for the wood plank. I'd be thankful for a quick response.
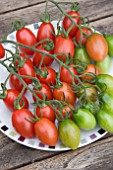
[16,135,113,170]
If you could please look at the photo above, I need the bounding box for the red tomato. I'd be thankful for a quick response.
[12,108,35,138]
[36,105,56,122]
[81,64,102,80]
[75,27,92,46]
[33,83,53,101]
[62,11,81,37]
[37,22,55,42]
[86,33,108,62]
[0,44,5,59]
[3,89,29,111]
[54,35,75,62]
[34,118,58,146]
[60,64,78,84]
[53,82,76,105]
[33,44,54,67]
[16,28,37,55]
[37,67,56,85]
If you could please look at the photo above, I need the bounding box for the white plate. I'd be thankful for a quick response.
[0,21,111,151]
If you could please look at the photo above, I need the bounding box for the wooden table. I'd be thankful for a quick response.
[0,0,113,169]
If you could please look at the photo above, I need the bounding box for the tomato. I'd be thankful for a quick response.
[62,11,81,37]
[34,118,58,146]
[12,108,35,138]
[33,44,54,67]
[105,35,113,56]
[96,109,113,133]
[36,105,56,122]
[37,22,55,42]
[60,64,78,84]
[73,108,96,130]
[33,83,53,102]
[75,27,92,46]
[84,102,100,114]
[58,119,80,149]
[86,33,108,62]
[54,35,75,62]
[3,89,29,111]
[37,67,56,85]
[95,74,113,93]
[16,28,37,55]
[81,64,102,81]
[96,54,111,73]
[0,44,5,59]
[53,82,76,105]
[74,47,90,64]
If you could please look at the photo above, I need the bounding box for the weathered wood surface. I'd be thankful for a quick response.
[0,0,113,170]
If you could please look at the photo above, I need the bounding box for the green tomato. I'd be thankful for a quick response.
[105,35,113,56]
[74,47,90,64]
[84,102,100,114]
[96,109,113,133]
[73,108,96,130]
[100,92,113,112]
[58,119,80,150]
[96,54,111,73]
[95,74,113,93]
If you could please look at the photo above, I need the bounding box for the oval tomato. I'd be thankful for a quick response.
[3,89,29,111]
[53,82,76,105]
[12,108,35,138]
[16,28,37,55]
[0,44,5,59]
[34,118,58,146]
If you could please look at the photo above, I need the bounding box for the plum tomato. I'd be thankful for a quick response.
[0,44,5,59]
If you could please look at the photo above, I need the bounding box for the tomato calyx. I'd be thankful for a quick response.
[35,67,48,79]
[42,40,54,51]
[12,19,25,31]
[70,2,80,12]
[0,83,7,99]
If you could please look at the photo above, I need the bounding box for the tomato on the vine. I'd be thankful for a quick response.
[0,44,5,59]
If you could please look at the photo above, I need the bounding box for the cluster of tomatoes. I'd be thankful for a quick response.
[1,2,113,150]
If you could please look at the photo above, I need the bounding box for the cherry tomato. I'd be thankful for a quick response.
[3,89,29,111]
[62,11,81,37]
[37,22,55,42]
[37,67,56,85]
[34,118,58,146]
[12,108,35,138]
[36,105,56,122]
[81,64,102,81]
[53,82,76,105]
[86,33,108,62]
[33,83,53,101]
[54,35,75,62]
[0,44,5,59]
[60,64,78,84]
[105,35,113,56]
[33,44,54,67]
[75,27,92,46]
[16,28,37,55]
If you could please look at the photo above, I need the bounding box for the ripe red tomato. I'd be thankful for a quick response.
[33,44,54,67]
[86,33,108,62]
[75,27,92,46]
[0,44,5,59]
[62,11,81,37]
[3,89,29,111]
[37,22,55,42]
[33,83,53,101]
[37,67,56,85]
[53,82,76,105]
[54,35,75,62]
[36,105,56,122]
[60,64,78,84]
[12,108,35,138]
[34,118,58,146]
[16,28,37,55]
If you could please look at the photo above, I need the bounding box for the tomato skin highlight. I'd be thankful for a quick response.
[86,33,108,62]
[37,22,55,42]
[12,108,35,138]
[34,118,58,146]
[0,44,5,59]
[16,28,37,55]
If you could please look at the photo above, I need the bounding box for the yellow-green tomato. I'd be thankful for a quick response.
[100,92,113,112]
[73,108,96,130]
[96,109,113,133]
[96,54,111,73]
[105,35,113,56]
[58,119,80,150]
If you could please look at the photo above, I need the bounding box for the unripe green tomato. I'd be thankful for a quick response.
[100,92,113,112]
[105,35,113,56]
